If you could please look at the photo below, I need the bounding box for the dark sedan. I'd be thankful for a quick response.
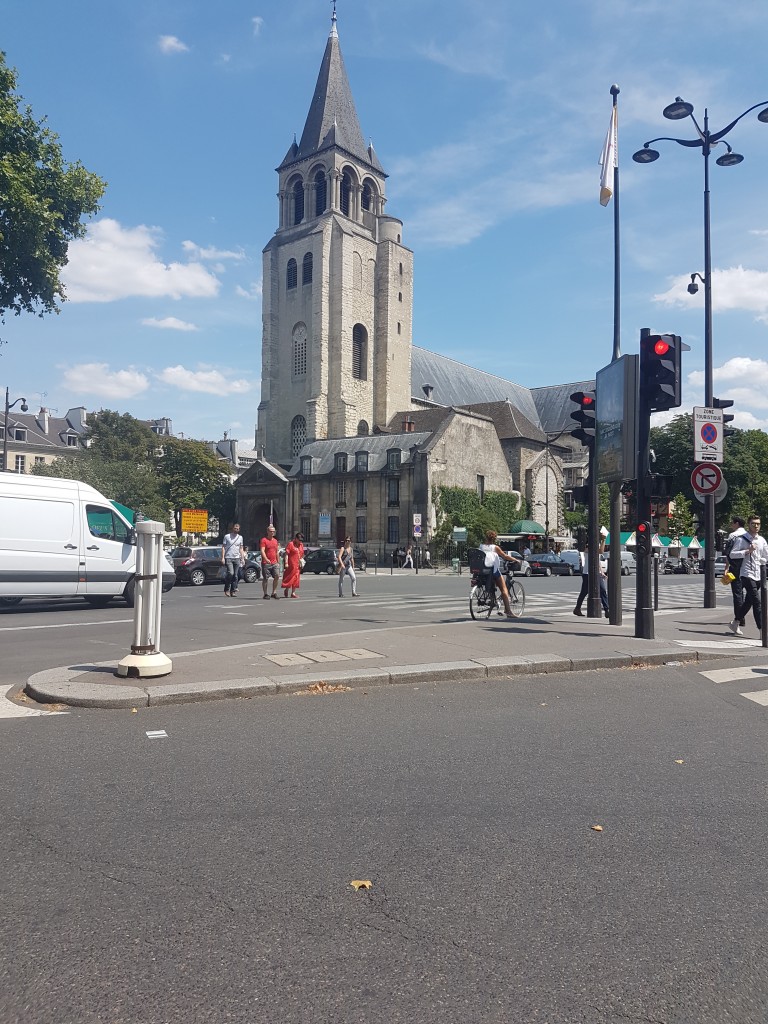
[169,546,224,586]
[527,552,575,577]
[303,546,368,574]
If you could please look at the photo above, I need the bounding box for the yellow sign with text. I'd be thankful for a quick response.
[181,509,209,533]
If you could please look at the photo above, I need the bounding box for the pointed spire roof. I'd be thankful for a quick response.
[292,15,374,169]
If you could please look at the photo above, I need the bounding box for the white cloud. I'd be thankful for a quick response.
[141,317,199,332]
[235,280,263,300]
[252,16,264,36]
[62,363,149,399]
[686,357,768,424]
[158,35,189,54]
[157,365,252,396]
[181,241,245,262]
[653,267,768,319]
[64,219,221,302]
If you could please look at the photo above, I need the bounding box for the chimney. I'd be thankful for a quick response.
[402,416,414,433]
[422,383,434,401]
[37,408,49,434]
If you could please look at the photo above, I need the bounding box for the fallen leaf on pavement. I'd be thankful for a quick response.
[350,880,372,891]
[590,825,603,832]
[674,759,684,764]
[294,681,353,696]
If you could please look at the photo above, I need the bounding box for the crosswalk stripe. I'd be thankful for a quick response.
[741,690,768,706]
[700,666,768,684]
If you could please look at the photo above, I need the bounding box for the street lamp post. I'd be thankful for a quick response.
[633,98,768,608]
[3,387,30,472]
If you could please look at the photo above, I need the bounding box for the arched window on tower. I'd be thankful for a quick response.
[286,258,297,290]
[302,252,313,285]
[314,170,327,215]
[362,181,372,211]
[292,323,307,377]
[340,171,352,217]
[291,415,307,457]
[357,420,369,437]
[352,324,367,381]
[293,179,304,224]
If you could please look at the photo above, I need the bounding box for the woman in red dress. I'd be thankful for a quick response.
[282,532,305,598]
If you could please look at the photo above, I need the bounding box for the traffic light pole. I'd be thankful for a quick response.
[587,448,601,618]
[635,329,654,639]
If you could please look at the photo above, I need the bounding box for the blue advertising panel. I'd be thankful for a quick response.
[596,355,638,484]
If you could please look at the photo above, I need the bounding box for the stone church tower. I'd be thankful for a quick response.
[256,11,413,468]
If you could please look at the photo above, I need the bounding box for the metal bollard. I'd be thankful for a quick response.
[117,520,172,678]
[762,563,767,649]
[653,553,659,611]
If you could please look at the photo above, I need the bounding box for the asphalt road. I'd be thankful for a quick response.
[1,658,766,1024]
[0,570,711,692]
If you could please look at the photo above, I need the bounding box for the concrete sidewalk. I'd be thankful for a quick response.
[23,602,768,709]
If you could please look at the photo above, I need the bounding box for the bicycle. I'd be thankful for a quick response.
[467,549,525,621]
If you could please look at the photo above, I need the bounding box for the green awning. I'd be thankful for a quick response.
[111,500,135,525]
[507,520,545,535]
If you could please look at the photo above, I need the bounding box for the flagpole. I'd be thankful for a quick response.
[608,84,623,625]
[610,84,620,362]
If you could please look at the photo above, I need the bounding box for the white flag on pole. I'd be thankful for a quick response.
[599,106,618,206]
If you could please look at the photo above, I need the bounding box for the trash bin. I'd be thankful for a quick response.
[451,557,460,573]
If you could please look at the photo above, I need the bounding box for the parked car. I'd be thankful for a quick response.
[303,546,368,574]
[715,555,728,577]
[495,542,532,577]
[527,552,575,577]
[604,551,636,576]
[558,550,582,573]
[241,551,262,583]
[171,546,225,586]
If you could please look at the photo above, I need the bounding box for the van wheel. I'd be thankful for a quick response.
[621,566,629,576]
[0,596,22,608]
[123,580,136,608]
[86,596,113,608]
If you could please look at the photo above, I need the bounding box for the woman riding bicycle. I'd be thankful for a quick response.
[479,530,520,619]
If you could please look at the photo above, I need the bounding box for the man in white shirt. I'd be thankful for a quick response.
[725,516,748,627]
[221,522,245,597]
[729,515,768,636]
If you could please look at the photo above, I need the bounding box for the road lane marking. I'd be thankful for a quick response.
[0,619,133,632]
[146,730,168,739]
[741,690,768,706]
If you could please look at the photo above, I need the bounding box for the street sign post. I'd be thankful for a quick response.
[693,407,724,463]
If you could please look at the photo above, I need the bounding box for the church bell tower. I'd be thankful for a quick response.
[256,9,413,467]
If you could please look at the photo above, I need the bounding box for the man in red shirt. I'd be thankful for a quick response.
[260,524,280,599]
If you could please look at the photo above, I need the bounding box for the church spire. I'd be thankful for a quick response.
[293,9,371,167]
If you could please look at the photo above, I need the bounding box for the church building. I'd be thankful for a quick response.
[236,11,592,553]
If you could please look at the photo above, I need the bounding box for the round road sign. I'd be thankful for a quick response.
[691,463,723,495]
[700,422,718,444]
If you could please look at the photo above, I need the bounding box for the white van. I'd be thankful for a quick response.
[0,474,175,608]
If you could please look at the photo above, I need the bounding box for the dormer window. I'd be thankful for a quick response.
[387,449,401,472]
[334,453,348,473]
[67,435,78,447]
[355,451,368,473]
[301,456,312,476]
[13,428,26,442]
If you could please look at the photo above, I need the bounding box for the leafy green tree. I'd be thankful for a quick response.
[0,53,106,331]
[156,437,231,536]
[649,413,694,500]
[667,491,695,537]
[83,410,157,463]
[205,480,237,540]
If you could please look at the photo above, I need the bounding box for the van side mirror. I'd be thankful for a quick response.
[128,527,137,545]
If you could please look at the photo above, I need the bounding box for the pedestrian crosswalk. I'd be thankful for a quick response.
[339,580,711,621]
[699,665,768,708]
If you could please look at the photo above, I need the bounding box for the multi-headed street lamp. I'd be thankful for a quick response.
[633,97,768,609]
[3,387,29,472]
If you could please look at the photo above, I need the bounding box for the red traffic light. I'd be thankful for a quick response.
[653,339,670,356]
[637,523,648,533]
[581,394,594,406]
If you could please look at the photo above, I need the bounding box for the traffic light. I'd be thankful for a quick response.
[640,333,682,412]
[576,525,587,551]
[570,390,596,448]
[635,521,652,557]
[713,397,736,437]
[571,484,590,505]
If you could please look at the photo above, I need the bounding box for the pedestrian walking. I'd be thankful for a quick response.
[282,532,305,598]
[724,515,748,627]
[729,515,768,636]
[260,524,281,600]
[573,539,609,616]
[338,536,358,597]
[221,523,244,597]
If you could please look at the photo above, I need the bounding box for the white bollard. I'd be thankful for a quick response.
[117,520,172,678]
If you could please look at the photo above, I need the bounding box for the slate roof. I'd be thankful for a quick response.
[282,20,375,172]
[411,347,542,426]
[289,432,432,477]
[0,407,87,451]
[531,381,595,435]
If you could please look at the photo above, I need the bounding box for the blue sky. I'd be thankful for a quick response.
[3,0,768,443]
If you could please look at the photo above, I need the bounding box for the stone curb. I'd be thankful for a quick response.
[24,648,722,710]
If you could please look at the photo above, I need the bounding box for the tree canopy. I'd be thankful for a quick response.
[0,52,106,329]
